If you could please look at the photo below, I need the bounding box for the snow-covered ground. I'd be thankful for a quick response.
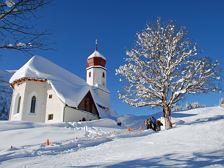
[0,106,224,167]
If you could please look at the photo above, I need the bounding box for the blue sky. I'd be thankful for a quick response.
[1,0,224,116]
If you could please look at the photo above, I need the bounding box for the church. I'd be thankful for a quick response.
[9,45,110,123]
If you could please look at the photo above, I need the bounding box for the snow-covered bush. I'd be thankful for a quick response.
[172,105,183,112]
[172,102,206,111]
[185,102,205,110]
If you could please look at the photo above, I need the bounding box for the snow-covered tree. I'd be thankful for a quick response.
[0,0,49,54]
[0,98,9,120]
[0,0,49,116]
[116,18,221,129]
[185,102,205,110]
[0,70,13,120]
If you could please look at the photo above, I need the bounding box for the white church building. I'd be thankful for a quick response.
[9,46,110,123]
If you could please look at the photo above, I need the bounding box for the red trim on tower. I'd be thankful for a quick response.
[87,57,106,67]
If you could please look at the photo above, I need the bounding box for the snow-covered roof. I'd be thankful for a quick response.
[88,50,106,60]
[9,56,108,117]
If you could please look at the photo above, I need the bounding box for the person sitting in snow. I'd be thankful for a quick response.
[149,116,157,131]
[144,118,150,129]
[156,119,163,131]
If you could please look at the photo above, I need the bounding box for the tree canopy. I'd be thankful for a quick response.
[0,0,49,54]
[116,18,221,129]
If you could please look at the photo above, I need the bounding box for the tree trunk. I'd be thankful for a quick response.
[162,99,172,129]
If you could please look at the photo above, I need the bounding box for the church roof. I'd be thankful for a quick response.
[88,50,106,60]
[9,56,108,117]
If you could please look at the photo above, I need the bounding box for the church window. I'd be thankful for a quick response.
[89,72,91,78]
[48,114,53,120]
[49,94,52,99]
[102,72,105,78]
[30,96,36,113]
[17,96,21,113]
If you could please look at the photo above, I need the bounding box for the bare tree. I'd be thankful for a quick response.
[0,0,49,119]
[0,0,49,54]
[116,18,221,129]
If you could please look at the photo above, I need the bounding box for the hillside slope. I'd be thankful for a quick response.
[0,106,223,167]
[0,70,14,120]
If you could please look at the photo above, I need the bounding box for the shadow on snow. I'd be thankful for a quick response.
[72,149,224,168]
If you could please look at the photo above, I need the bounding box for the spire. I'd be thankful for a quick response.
[87,39,106,60]
[95,39,98,51]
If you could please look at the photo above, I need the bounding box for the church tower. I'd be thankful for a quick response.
[86,40,107,89]
[86,40,110,109]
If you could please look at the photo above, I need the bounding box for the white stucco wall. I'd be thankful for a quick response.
[64,106,98,122]
[10,80,104,123]
[20,81,48,122]
[86,68,93,86]
[87,67,106,88]
[9,82,26,121]
[10,81,65,123]
[45,87,64,123]
[87,66,110,110]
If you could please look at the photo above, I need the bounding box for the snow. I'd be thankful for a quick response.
[88,50,106,60]
[9,56,109,114]
[16,42,26,47]
[10,56,89,108]
[5,0,15,8]
[0,106,223,167]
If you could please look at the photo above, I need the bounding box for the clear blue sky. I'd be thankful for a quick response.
[1,0,224,116]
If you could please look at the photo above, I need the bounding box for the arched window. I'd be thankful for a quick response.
[17,96,21,113]
[102,72,105,78]
[89,72,91,78]
[30,96,36,113]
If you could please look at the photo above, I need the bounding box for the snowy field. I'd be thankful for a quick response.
[0,106,224,167]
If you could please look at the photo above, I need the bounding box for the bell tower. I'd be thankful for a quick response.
[86,40,107,89]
